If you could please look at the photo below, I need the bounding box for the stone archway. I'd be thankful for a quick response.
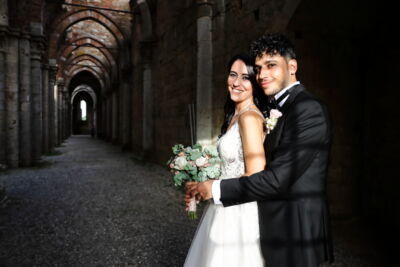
[71,84,97,136]
[71,90,94,135]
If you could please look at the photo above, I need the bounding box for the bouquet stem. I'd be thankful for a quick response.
[188,196,197,219]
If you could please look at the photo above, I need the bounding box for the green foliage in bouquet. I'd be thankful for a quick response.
[168,143,221,189]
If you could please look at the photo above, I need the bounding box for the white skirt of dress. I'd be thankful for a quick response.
[183,201,265,267]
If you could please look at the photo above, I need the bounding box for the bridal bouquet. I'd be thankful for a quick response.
[167,143,221,219]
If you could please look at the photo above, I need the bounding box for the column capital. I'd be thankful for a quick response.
[19,31,30,40]
[8,28,20,38]
[0,25,9,34]
[197,0,213,18]
[30,35,46,60]
[0,28,6,53]
[48,64,58,83]
[41,63,50,70]
[57,78,65,87]
[196,0,213,5]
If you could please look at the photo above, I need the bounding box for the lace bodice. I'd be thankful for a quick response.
[217,108,265,180]
[217,121,245,179]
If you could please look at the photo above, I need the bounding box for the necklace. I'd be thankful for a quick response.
[233,102,255,117]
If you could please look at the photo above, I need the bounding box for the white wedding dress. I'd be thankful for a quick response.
[183,109,265,267]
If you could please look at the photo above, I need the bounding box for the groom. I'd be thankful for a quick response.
[186,33,334,267]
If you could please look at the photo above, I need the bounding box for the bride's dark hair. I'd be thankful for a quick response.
[220,53,267,136]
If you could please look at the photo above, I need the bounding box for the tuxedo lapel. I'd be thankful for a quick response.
[265,84,305,159]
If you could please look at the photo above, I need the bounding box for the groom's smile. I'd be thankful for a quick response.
[255,52,297,96]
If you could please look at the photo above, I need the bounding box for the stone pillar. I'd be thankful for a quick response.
[19,32,32,166]
[0,0,8,27]
[120,70,130,148]
[107,96,112,141]
[54,81,60,143]
[57,81,62,143]
[5,30,19,167]
[42,64,49,154]
[30,35,43,162]
[196,0,213,145]
[48,61,57,149]
[140,41,154,154]
[112,90,118,143]
[62,86,69,140]
[0,27,7,167]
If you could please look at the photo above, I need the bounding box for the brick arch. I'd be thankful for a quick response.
[62,54,110,83]
[63,52,109,86]
[71,85,97,107]
[66,64,105,87]
[58,42,117,83]
[65,58,110,89]
[65,68,105,92]
[49,9,126,59]
[58,37,116,70]
[59,41,115,76]
[68,56,109,78]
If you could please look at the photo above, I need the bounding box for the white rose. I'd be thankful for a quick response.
[174,156,188,170]
[270,109,282,119]
[195,156,207,167]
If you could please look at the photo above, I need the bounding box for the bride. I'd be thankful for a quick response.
[184,53,267,267]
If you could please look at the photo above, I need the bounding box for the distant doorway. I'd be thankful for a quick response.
[72,91,94,135]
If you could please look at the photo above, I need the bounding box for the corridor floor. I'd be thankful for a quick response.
[0,136,390,266]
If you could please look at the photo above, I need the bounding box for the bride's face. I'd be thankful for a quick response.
[227,60,253,104]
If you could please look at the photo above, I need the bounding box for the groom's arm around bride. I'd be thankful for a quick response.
[187,33,334,267]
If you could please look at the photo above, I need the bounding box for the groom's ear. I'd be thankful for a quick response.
[288,59,298,76]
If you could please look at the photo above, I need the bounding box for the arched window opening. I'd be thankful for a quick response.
[80,100,87,121]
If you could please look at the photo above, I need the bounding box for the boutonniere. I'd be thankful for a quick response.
[265,109,283,134]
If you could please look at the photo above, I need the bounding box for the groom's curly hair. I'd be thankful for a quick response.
[250,33,297,60]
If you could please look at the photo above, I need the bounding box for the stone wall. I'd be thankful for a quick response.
[131,0,198,162]
[130,0,400,228]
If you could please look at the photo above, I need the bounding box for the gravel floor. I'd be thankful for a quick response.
[0,136,392,266]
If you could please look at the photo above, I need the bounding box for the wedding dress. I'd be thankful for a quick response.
[184,109,265,267]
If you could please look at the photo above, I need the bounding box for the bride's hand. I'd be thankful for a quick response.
[185,182,199,210]
[196,180,213,201]
[185,181,198,193]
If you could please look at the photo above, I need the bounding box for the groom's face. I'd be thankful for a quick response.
[255,52,296,96]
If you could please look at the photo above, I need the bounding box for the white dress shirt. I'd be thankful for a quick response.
[212,81,300,205]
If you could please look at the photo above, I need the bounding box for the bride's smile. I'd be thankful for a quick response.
[227,59,254,105]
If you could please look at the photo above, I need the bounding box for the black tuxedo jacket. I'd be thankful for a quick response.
[220,84,334,267]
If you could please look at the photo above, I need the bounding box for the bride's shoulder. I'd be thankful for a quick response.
[238,109,265,128]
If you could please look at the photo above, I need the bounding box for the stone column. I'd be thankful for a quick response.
[112,90,118,143]
[30,35,43,162]
[0,0,8,27]
[5,30,19,167]
[41,64,49,154]
[62,86,69,140]
[54,81,60,144]
[48,62,57,149]
[57,80,62,144]
[19,32,32,166]
[196,0,213,145]
[0,27,7,167]
[120,69,130,148]
[140,41,154,154]
[107,96,112,141]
